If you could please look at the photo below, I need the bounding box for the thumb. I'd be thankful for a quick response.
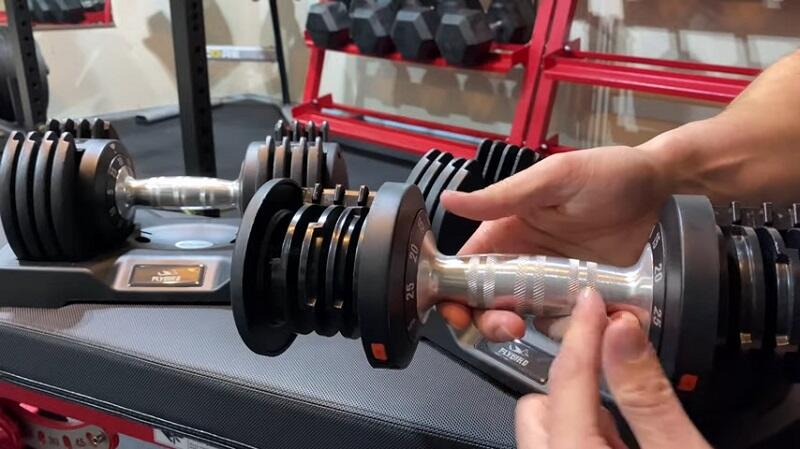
[440,157,571,221]
[602,313,710,449]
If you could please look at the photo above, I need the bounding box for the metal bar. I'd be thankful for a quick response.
[206,45,276,62]
[268,0,290,104]
[4,0,46,129]
[305,37,527,74]
[169,0,216,177]
[545,57,750,103]
[572,50,762,77]
[302,46,326,103]
[294,110,476,158]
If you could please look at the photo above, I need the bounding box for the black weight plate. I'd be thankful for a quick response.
[726,225,767,350]
[50,134,82,259]
[239,142,262,211]
[301,205,345,336]
[274,119,287,141]
[77,140,134,251]
[405,149,440,185]
[320,121,330,142]
[256,208,294,326]
[278,203,325,335]
[306,137,323,187]
[755,227,792,348]
[322,142,349,188]
[46,118,61,133]
[416,151,454,201]
[272,137,290,179]
[325,207,359,337]
[32,131,62,259]
[231,178,303,356]
[256,138,272,188]
[289,137,308,185]
[15,133,45,260]
[291,120,302,141]
[716,226,735,350]
[0,132,30,259]
[339,210,367,338]
[482,141,507,182]
[785,228,800,252]
[61,118,76,136]
[77,119,92,138]
[90,118,106,138]
[262,136,276,184]
[494,144,520,183]
[305,121,317,141]
[511,147,536,175]
[785,247,800,345]
[432,159,486,255]
[424,157,465,220]
[475,139,493,170]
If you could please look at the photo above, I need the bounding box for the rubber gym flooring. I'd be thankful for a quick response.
[112,100,416,189]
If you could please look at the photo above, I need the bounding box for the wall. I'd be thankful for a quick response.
[37,0,800,148]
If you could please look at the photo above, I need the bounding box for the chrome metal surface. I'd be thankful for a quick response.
[117,171,240,212]
[417,231,654,322]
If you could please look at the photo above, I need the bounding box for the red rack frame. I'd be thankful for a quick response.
[294,0,762,158]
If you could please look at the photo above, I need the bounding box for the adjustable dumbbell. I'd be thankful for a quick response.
[349,0,402,55]
[232,179,800,412]
[0,119,348,261]
[407,139,544,254]
[436,0,535,66]
[306,0,352,49]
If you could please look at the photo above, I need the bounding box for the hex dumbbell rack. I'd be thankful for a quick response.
[294,0,762,157]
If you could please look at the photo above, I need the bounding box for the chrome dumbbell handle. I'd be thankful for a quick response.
[416,232,656,319]
[115,168,240,215]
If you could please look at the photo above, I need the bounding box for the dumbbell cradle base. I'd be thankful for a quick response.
[0,209,236,307]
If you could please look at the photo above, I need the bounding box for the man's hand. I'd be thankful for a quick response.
[437,146,670,341]
[516,289,711,449]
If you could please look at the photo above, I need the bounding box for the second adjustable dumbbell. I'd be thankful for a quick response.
[0,120,348,261]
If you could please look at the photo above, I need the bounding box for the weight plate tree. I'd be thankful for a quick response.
[406,139,543,254]
[0,118,348,261]
[232,179,800,421]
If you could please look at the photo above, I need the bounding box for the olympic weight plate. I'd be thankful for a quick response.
[15,132,46,260]
[0,132,29,259]
[50,134,82,259]
[494,144,520,183]
[483,141,508,183]
[424,157,465,221]
[306,137,323,187]
[32,131,62,259]
[416,151,454,200]
[290,138,308,185]
[755,227,793,348]
[239,142,264,211]
[432,159,486,255]
[726,225,767,350]
[300,205,345,336]
[278,203,325,335]
[272,137,291,179]
[475,139,493,169]
[232,178,304,356]
[322,142,349,188]
[406,149,440,185]
[512,147,538,175]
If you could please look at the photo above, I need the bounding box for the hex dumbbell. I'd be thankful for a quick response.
[349,0,402,55]
[306,0,352,49]
[232,179,800,416]
[0,119,348,261]
[407,139,544,254]
[436,0,535,66]
[390,0,440,60]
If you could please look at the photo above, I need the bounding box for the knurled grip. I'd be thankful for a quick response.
[119,175,240,211]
